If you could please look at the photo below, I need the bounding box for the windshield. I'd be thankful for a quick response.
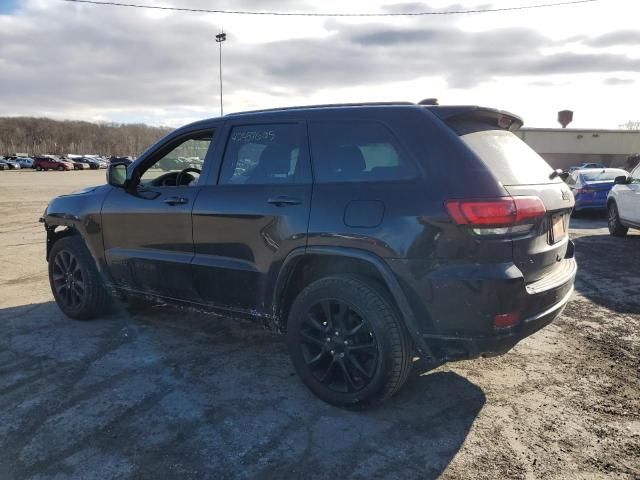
[580,170,627,182]
[461,129,559,185]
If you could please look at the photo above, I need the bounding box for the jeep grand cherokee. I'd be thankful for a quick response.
[42,102,576,406]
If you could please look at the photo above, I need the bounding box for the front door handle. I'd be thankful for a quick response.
[267,196,301,207]
[164,196,188,206]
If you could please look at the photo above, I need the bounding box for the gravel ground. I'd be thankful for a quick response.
[0,170,638,479]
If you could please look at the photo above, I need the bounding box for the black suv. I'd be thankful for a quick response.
[43,102,576,406]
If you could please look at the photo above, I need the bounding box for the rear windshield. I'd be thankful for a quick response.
[580,170,627,182]
[460,129,559,186]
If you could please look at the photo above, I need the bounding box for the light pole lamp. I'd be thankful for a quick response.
[215,32,226,117]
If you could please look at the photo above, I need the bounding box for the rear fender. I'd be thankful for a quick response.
[274,246,434,358]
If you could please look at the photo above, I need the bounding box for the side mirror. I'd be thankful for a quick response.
[614,175,630,185]
[107,162,128,187]
[559,172,569,181]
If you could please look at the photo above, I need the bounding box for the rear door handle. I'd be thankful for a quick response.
[267,196,301,206]
[164,196,188,206]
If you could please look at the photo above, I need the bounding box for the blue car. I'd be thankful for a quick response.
[566,168,628,212]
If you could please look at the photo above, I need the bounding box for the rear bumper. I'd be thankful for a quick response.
[387,240,577,361]
[439,285,573,359]
[574,195,607,211]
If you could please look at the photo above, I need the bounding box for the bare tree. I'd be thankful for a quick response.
[619,120,640,130]
[0,117,172,156]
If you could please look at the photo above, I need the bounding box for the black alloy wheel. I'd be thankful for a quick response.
[48,236,110,319]
[287,275,413,406]
[299,298,379,394]
[51,249,86,309]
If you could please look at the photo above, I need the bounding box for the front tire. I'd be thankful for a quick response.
[48,236,111,319]
[287,275,413,407]
[608,202,628,237]
[57,165,64,171]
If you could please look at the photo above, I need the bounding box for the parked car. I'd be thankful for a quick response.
[70,160,90,170]
[566,168,628,212]
[33,156,73,171]
[109,156,133,166]
[0,161,9,171]
[42,102,577,406]
[567,162,606,173]
[607,163,640,236]
[73,157,100,170]
[1,158,21,169]
[16,157,34,168]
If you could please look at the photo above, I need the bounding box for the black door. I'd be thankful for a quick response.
[101,128,216,301]
[191,120,312,313]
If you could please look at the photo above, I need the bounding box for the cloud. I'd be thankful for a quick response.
[603,77,635,86]
[0,0,638,123]
[584,30,640,47]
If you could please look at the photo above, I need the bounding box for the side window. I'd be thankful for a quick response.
[220,124,302,185]
[140,131,213,186]
[309,121,416,183]
[631,165,640,182]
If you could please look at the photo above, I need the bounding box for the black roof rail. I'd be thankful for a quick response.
[225,101,415,117]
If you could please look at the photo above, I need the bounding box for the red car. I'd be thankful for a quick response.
[33,156,73,171]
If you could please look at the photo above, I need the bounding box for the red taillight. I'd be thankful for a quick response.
[445,196,546,227]
[494,312,520,329]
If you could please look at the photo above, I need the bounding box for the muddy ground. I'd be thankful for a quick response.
[0,169,638,479]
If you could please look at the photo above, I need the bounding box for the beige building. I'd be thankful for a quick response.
[516,128,640,170]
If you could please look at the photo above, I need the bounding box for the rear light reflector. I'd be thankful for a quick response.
[494,312,520,329]
[445,196,546,232]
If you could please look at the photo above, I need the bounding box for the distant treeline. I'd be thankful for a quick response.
[0,117,172,157]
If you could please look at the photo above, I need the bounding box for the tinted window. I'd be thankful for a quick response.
[220,124,301,185]
[580,169,628,182]
[309,121,415,183]
[461,130,559,186]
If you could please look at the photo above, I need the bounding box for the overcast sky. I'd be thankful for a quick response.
[1,0,639,128]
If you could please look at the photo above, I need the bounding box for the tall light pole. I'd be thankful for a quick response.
[215,31,226,117]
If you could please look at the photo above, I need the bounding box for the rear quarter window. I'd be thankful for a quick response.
[461,129,560,186]
[309,120,416,183]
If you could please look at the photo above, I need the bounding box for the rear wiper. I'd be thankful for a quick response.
[549,169,563,179]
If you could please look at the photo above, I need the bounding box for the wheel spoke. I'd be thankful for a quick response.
[338,358,357,392]
[305,349,326,367]
[347,354,373,379]
[336,302,348,331]
[346,320,364,337]
[319,357,337,384]
[300,330,325,348]
[65,285,72,305]
[305,313,326,332]
[320,300,333,328]
[54,256,65,274]
[348,343,377,355]
[61,251,70,271]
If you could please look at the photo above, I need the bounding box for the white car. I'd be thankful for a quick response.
[607,163,640,236]
[16,157,33,168]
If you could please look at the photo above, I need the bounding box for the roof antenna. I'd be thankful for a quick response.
[418,98,439,106]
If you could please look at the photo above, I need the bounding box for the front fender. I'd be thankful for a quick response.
[42,185,110,272]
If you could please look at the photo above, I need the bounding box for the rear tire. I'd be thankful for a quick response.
[608,202,628,237]
[287,275,413,407]
[48,236,111,319]
[36,166,42,171]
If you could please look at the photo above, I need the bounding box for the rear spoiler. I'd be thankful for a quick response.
[426,106,524,133]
